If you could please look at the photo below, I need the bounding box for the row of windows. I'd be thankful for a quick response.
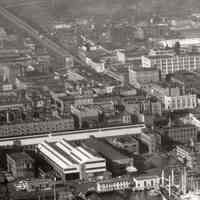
[0,121,75,137]
[169,133,197,140]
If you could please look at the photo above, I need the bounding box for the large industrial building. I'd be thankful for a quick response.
[82,137,133,175]
[37,139,106,180]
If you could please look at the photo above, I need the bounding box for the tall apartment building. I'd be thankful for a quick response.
[145,53,200,76]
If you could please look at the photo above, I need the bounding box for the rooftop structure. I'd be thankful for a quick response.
[83,137,130,165]
[73,65,120,88]
[8,152,34,163]
[147,53,200,76]
[7,152,35,178]
[171,71,200,95]
[158,124,198,144]
[38,139,106,180]
[158,38,200,48]
[129,67,159,87]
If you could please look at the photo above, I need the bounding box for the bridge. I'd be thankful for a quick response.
[0,124,145,146]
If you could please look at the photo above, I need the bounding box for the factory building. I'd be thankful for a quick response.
[37,139,106,181]
[83,137,133,175]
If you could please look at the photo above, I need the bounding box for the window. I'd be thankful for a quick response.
[151,180,154,186]
[144,181,147,187]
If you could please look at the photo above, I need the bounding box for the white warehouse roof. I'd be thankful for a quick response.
[38,139,106,174]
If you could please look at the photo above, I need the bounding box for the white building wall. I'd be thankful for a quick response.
[187,113,200,130]
[159,38,200,48]
[150,55,200,76]
[164,95,197,111]
[134,176,160,190]
[141,56,151,68]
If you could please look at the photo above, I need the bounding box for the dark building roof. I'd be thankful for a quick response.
[7,152,34,163]
[83,137,129,162]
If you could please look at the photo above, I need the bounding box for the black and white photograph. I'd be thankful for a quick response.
[0,0,200,200]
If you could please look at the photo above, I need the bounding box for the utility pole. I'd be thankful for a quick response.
[53,177,56,200]
[161,170,165,187]
[168,175,171,197]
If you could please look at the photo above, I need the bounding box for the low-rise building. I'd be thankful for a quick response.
[158,124,197,143]
[176,145,199,169]
[121,95,146,114]
[97,177,133,192]
[150,100,162,116]
[171,71,200,95]
[0,117,74,138]
[129,67,159,87]
[143,98,162,116]
[24,178,53,192]
[38,139,106,181]
[158,38,200,48]
[106,136,139,154]
[142,24,169,38]
[148,48,176,56]
[71,105,101,128]
[187,113,200,130]
[7,152,35,178]
[83,137,133,175]
[133,175,160,191]
[142,82,181,101]
[138,133,160,154]
[144,53,200,76]
[106,111,132,126]
[164,94,197,111]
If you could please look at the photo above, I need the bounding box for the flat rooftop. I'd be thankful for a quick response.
[73,65,120,86]
[130,67,158,72]
[7,152,34,162]
[149,52,200,59]
[38,139,105,171]
[171,71,200,93]
[152,81,181,88]
[172,71,200,83]
[83,137,130,161]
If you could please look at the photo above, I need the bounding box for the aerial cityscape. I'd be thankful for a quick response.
[1,0,200,200]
